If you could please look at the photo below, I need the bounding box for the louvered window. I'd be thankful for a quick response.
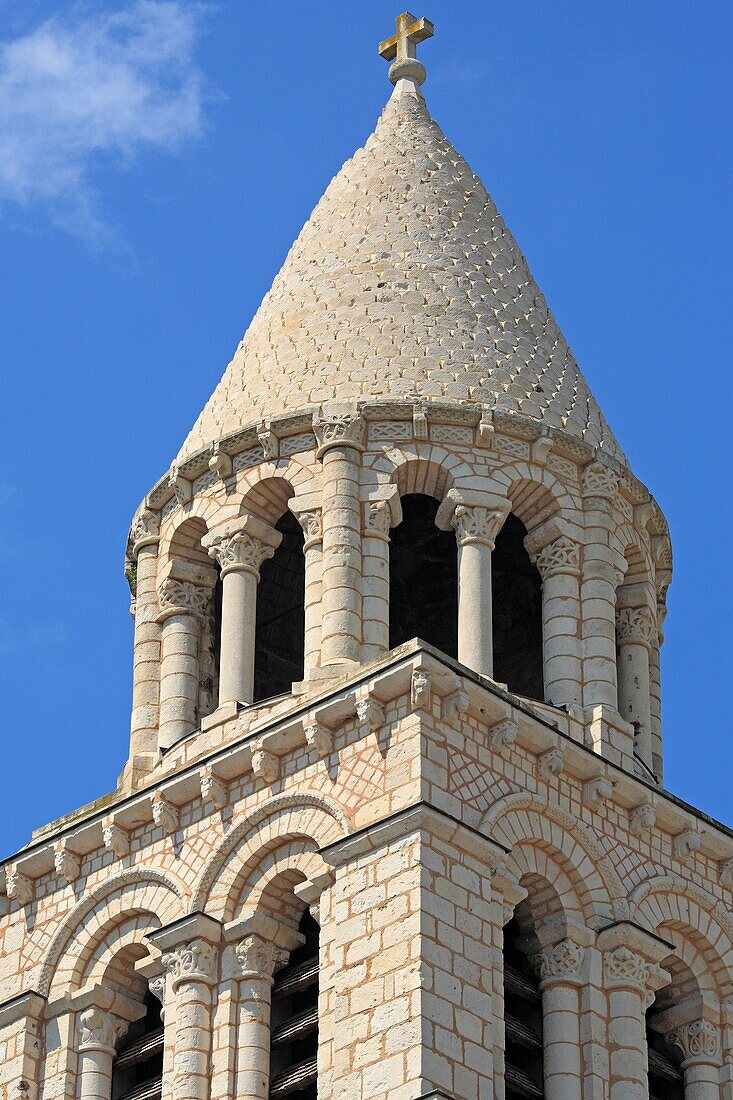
[503,918,545,1100]
[647,1020,684,1100]
[111,993,163,1100]
[269,910,319,1099]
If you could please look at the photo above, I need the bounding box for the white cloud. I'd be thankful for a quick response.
[0,1,207,245]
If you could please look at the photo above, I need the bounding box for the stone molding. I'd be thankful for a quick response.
[313,411,366,457]
[451,504,506,549]
[529,939,585,985]
[77,1006,128,1054]
[667,1019,722,1068]
[235,934,289,982]
[161,938,218,992]
[156,577,210,623]
[616,606,656,649]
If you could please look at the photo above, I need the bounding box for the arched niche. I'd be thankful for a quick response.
[254,509,305,702]
[493,513,544,700]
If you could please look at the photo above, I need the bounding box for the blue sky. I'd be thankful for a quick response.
[0,1,730,856]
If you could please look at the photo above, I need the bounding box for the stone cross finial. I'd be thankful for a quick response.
[379,12,434,85]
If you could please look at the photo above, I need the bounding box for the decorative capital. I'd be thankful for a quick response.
[582,461,621,500]
[235,934,289,982]
[529,940,585,986]
[616,606,656,649]
[530,535,581,579]
[207,529,277,579]
[667,1020,722,1068]
[77,1007,128,1054]
[603,945,651,991]
[161,938,218,991]
[364,499,392,539]
[131,507,160,556]
[451,504,506,549]
[313,411,366,458]
[297,510,323,550]
[156,577,210,623]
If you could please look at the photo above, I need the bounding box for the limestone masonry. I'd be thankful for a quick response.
[1,13,731,1100]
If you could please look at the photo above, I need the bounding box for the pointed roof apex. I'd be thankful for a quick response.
[379,12,434,87]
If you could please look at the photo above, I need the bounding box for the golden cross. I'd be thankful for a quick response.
[379,12,434,64]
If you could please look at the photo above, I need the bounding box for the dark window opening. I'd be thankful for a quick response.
[112,991,163,1100]
[200,568,222,722]
[646,1001,684,1100]
[255,511,305,703]
[503,917,545,1100]
[493,514,544,700]
[389,493,458,658]
[269,909,319,1099]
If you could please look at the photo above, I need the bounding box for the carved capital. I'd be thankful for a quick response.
[451,504,505,549]
[235,934,289,982]
[364,499,392,539]
[529,535,581,580]
[616,606,656,649]
[529,940,585,985]
[77,1007,128,1054]
[582,461,621,500]
[161,938,218,991]
[297,510,323,550]
[156,578,210,623]
[207,529,277,579]
[131,507,160,556]
[667,1020,722,1068]
[604,946,651,991]
[313,411,366,457]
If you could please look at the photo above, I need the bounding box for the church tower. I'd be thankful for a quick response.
[2,14,732,1100]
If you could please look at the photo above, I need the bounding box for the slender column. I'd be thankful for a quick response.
[314,411,366,668]
[526,533,583,707]
[291,508,323,673]
[204,517,281,706]
[451,504,507,677]
[600,939,669,1100]
[616,607,655,770]
[667,1021,723,1100]
[581,462,622,710]
[649,599,666,781]
[151,914,222,1100]
[361,499,393,663]
[76,1008,128,1100]
[234,935,290,1100]
[156,579,210,750]
[128,508,161,767]
[529,940,585,1100]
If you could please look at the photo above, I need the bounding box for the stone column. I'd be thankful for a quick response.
[233,935,290,1100]
[128,507,161,772]
[313,410,366,670]
[156,578,211,750]
[525,532,583,708]
[204,516,282,706]
[649,598,667,781]
[667,1021,723,1100]
[615,606,655,770]
[361,499,394,663]
[149,913,222,1100]
[451,504,507,678]
[598,925,670,1100]
[289,506,323,674]
[529,940,586,1100]
[76,1007,128,1100]
[581,462,622,711]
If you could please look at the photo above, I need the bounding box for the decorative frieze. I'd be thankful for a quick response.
[616,606,656,648]
[156,577,210,623]
[451,504,506,549]
[667,1020,721,1067]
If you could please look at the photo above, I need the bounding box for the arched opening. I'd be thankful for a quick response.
[269,909,319,1099]
[645,957,691,1100]
[503,915,545,1099]
[112,989,164,1100]
[389,493,458,658]
[493,514,544,700]
[255,510,305,703]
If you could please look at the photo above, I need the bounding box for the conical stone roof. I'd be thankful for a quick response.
[177,78,625,465]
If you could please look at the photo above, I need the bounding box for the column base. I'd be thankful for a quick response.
[584,703,635,770]
[292,663,360,696]
[201,700,245,732]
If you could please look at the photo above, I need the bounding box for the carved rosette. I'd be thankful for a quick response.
[531,535,581,580]
[666,1020,722,1068]
[131,507,160,557]
[161,938,218,991]
[616,606,656,649]
[529,940,585,985]
[235,935,290,983]
[313,411,366,457]
[77,1007,128,1054]
[603,946,651,992]
[582,461,621,501]
[451,505,506,549]
[364,499,392,540]
[208,530,277,579]
[297,510,323,551]
[156,578,210,623]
